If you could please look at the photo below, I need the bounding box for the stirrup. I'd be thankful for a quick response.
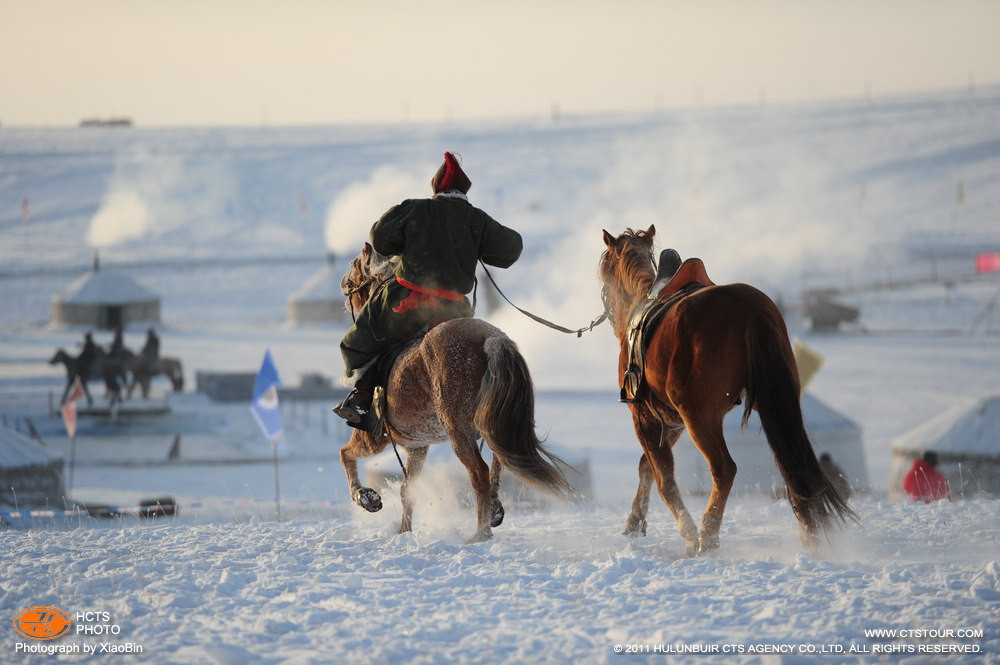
[333,389,368,424]
[618,389,640,404]
[333,390,383,433]
[333,400,365,425]
[618,368,640,403]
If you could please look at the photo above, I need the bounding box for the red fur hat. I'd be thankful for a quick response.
[431,152,472,194]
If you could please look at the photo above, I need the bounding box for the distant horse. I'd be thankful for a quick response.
[49,348,127,407]
[121,349,184,398]
[599,226,856,555]
[338,243,575,542]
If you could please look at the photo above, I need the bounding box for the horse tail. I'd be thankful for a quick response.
[474,334,576,500]
[743,316,858,537]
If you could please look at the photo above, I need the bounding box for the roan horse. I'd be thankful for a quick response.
[599,226,856,555]
[338,243,575,542]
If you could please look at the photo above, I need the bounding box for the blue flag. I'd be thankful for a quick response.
[251,349,284,443]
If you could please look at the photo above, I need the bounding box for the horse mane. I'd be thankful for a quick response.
[368,248,399,281]
[600,227,656,297]
[343,245,400,305]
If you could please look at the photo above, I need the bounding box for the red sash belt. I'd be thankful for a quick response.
[392,277,464,314]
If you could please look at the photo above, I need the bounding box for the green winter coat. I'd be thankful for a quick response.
[340,195,522,378]
[371,196,522,292]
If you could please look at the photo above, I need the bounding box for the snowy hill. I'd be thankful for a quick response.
[2,87,999,663]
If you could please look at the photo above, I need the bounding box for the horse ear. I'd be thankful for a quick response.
[646,224,656,241]
[362,242,373,257]
[602,230,616,247]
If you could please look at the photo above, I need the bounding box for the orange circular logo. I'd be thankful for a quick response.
[13,606,72,640]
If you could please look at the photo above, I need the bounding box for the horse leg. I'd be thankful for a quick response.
[643,440,700,557]
[626,406,699,555]
[399,446,428,534]
[489,454,505,528]
[623,453,653,537]
[339,430,388,514]
[106,378,119,406]
[451,433,493,543]
[685,419,737,554]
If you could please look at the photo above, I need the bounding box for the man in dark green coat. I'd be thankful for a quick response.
[334,152,523,429]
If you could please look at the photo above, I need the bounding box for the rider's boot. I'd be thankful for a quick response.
[333,369,379,431]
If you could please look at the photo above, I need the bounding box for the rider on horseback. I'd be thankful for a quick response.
[78,332,100,382]
[140,327,160,376]
[334,152,523,430]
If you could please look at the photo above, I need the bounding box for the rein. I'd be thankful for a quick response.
[478,262,608,337]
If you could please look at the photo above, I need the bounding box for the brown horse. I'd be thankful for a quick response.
[338,243,575,542]
[121,349,184,398]
[599,226,856,555]
[49,348,127,407]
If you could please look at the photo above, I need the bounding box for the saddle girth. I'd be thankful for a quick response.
[619,255,715,404]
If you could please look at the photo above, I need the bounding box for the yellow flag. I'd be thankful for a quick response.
[793,339,825,395]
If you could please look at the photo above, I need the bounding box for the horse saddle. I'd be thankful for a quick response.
[350,334,426,435]
[620,250,715,403]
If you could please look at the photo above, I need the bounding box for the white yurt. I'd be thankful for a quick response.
[889,394,1000,499]
[287,257,351,325]
[672,392,869,496]
[52,266,160,329]
[0,425,65,509]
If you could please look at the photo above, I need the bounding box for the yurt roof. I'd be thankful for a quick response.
[724,392,861,435]
[289,261,347,302]
[0,425,59,470]
[673,391,869,494]
[892,394,1000,456]
[59,270,158,305]
[799,392,861,433]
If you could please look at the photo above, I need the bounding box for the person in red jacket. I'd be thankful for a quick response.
[902,451,951,503]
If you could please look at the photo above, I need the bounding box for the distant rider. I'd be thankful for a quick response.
[109,325,125,358]
[140,327,160,375]
[78,332,100,379]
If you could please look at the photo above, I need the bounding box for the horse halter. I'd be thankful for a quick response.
[598,243,657,326]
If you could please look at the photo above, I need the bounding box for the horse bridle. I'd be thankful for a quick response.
[343,272,391,323]
[597,244,656,327]
[345,253,613,337]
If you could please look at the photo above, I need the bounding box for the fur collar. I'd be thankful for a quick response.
[433,191,469,202]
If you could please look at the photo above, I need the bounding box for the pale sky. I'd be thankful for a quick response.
[2,0,999,127]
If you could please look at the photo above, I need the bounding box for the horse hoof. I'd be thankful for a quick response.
[467,530,492,544]
[698,538,720,555]
[622,518,647,537]
[490,503,505,528]
[356,487,382,513]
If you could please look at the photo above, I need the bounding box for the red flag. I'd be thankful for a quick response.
[61,377,85,439]
[976,252,1000,273]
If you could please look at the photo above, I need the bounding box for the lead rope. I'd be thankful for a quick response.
[478,261,608,336]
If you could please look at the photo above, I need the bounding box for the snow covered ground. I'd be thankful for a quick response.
[2,87,999,663]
